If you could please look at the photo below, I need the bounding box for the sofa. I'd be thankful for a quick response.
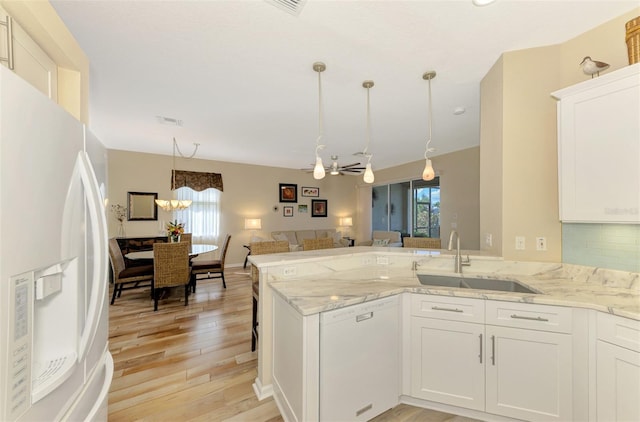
[271,229,349,251]
[358,230,402,247]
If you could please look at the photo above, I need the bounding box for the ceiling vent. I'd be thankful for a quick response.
[264,0,307,16]
[156,116,183,127]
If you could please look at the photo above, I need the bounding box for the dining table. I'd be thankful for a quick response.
[125,244,218,260]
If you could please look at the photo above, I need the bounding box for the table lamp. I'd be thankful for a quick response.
[244,218,262,242]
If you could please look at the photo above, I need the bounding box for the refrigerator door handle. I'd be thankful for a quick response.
[74,152,109,360]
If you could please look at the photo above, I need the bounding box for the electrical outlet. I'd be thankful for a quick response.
[515,236,525,250]
[536,237,547,251]
[485,234,493,247]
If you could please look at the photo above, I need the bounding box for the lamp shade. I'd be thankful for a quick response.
[339,217,353,227]
[244,218,262,230]
[363,163,375,183]
[422,159,435,181]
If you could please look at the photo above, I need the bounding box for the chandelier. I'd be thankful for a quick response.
[155,137,199,211]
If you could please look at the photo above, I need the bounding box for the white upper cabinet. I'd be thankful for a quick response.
[0,6,57,101]
[552,64,640,223]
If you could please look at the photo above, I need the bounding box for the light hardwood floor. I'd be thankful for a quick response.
[108,268,479,421]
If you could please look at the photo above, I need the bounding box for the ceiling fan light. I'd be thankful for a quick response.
[313,156,325,179]
[422,158,435,181]
[363,163,375,183]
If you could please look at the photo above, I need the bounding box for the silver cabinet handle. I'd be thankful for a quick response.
[491,335,496,366]
[510,314,549,322]
[0,16,14,70]
[479,334,483,364]
[431,306,463,313]
[356,312,373,322]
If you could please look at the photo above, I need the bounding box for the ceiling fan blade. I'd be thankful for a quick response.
[340,162,365,169]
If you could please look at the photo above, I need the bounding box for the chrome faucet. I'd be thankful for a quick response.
[448,230,470,273]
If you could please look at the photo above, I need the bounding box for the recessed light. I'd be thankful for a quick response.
[472,0,496,6]
[156,115,183,127]
[453,107,466,115]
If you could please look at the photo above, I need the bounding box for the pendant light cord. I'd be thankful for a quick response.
[365,85,371,161]
[316,69,324,156]
[171,137,200,190]
[425,76,433,160]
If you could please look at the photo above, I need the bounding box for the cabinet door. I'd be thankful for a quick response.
[553,64,639,223]
[485,325,572,421]
[411,317,484,411]
[0,6,57,100]
[596,340,640,422]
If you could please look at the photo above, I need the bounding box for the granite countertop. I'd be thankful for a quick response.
[250,247,640,321]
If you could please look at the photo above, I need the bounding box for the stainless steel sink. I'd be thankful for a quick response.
[417,274,539,294]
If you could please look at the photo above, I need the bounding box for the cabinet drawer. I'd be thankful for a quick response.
[485,301,572,333]
[597,312,640,352]
[411,294,484,324]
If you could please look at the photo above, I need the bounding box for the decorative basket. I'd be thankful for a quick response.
[626,16,640,65]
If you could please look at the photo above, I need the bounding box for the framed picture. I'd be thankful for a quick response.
[298,204,308,213]
[301,186,319,197]
[279,183,298,203]
[127,191,158,221]
[283,206,294,217]
[311,199,327,217]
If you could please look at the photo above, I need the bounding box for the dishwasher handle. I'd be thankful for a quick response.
[356,312,374,322]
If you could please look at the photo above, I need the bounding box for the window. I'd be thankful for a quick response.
[412,178,440,238]
[371,177,440,238]
[174,187,220,244]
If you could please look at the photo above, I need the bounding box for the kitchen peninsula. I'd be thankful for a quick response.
[249,247,640,422]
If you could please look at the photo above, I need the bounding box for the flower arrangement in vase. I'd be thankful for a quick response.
[166,220,185,242]
[110,204,127,237]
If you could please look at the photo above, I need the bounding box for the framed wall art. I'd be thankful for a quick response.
[283,206,294,217]
[311,199,327,217]
[279,183,298,203]
[301,186,319,197]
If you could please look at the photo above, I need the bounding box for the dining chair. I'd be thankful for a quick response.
[303,237,333,251]
[108,238,154,305]
[190,234,231,292]
[152,242,190,311]
[249,240,289,351]
[181,233,192,250]
[403,237,442,249]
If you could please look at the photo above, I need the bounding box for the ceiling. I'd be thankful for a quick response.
[50,0,637,173]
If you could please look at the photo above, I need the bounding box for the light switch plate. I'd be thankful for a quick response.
[515,236,525,250]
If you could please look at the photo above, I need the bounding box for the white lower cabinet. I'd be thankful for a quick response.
[596,313,640,422]
[410,295,573,421]
[485,325,572,420]
[411,317,485,410]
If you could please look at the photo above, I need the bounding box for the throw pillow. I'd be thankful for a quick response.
[273,233,288,242]
[333,231,342,244]
[372,238,390,246]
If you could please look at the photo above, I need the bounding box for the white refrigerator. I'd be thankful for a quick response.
[0,65,113,421]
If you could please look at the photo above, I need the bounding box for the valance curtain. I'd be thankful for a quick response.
[171,170,223,192]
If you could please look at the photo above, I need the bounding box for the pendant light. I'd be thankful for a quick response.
[155,137,199,211]
[312,62,327,180]
[362,80,375,184]
[422,70,436,181]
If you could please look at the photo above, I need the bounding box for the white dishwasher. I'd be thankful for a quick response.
[320,295,400,421]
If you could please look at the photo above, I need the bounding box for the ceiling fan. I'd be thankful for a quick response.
[302,155,366,176]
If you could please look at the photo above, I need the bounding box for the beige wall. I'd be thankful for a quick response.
[363,147,480,250]
[0,1,88,122]
[108,149,358,266]
[480,7,639,262]
[479,55,504,255]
